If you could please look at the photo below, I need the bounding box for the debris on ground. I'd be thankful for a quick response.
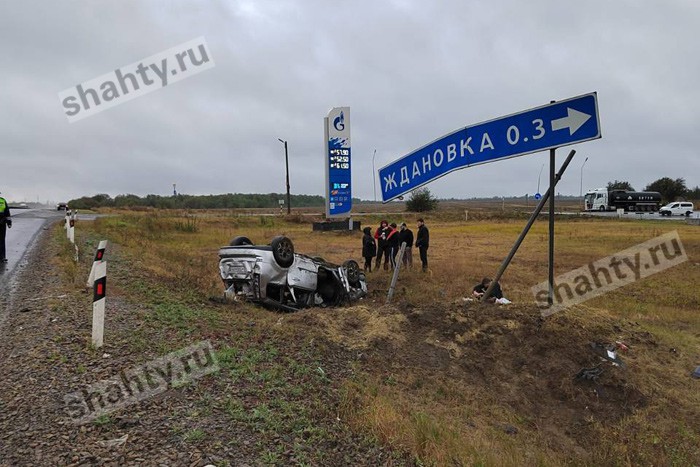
[590,342,625,367]
[614,340,629,351]
[575,365,604,382]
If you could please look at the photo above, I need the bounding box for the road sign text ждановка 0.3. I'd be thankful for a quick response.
[379,92,600,202]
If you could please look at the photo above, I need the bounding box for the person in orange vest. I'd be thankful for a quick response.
[0,193,12,263]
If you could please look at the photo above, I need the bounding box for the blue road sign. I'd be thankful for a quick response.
[535,193,542,200]
[379,92,600,202]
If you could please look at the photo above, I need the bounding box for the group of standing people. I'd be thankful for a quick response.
[362,218,429,272]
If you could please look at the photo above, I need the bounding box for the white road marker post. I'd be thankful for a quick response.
[69,215,75,244]
[65,210,71,235]
[91,261,107,348]
[87,240,108,288]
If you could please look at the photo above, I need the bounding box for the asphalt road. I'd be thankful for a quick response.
[0,208,64,293]
[567,210,699,221]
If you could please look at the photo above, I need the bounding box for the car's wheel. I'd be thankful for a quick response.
[343,260,361,286]
[686,211,692,217]
[230,236,253,246]
[271,236,295,268]
[599,205,606,212]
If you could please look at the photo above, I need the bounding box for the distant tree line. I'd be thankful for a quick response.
[607,177,699,204]
[67,193,342,210]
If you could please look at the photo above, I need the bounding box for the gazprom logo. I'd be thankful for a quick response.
[333,111,345,131]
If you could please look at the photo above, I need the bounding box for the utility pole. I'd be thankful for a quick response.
[372,149,377,202]
[579,156,589,210]
[278,138,291,214]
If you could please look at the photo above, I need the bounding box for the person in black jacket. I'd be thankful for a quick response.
[415,218,429,272]
[387,223,400,269]
[0,193,12,263]
[398,222,414,268]
[374,220,392,271]
[361,226,376,272]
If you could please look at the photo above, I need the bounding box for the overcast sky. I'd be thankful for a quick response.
[1,0,698,203]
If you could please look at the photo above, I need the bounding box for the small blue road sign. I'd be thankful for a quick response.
[379,93,600,202]
[535,193,542,200]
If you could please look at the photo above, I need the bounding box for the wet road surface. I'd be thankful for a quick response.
[0,209,64,295]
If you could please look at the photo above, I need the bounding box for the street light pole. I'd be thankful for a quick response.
[580,156,589,210]
[537,163,544,193]
[278,138,291,214]
[372,149,377,202]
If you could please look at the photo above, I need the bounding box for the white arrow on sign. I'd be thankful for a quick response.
[551,108,591,135]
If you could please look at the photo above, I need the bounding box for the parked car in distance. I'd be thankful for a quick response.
[218,235,367,311]
[57,202,68,211]
[659,201,694,217]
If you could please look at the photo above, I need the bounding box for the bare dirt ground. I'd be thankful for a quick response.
[0,228,407,466]
[307,299,654,451]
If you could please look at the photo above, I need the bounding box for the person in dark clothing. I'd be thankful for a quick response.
[415,218,429,272]
[398,222,414,268]
[361,226,376,272]
[472,277,503,303]
[387,223,400,269]
[0,194,12,263]
[374,220,392,271]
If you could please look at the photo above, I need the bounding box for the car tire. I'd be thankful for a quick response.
[230,236,253,246]
[271,236,295,268]
[686,211,691,217]
[343,260,361,286]
[599,205,606,212]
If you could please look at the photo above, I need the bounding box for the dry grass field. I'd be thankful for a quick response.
[57,203,699,465]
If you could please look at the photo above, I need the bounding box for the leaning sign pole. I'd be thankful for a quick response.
[378,92,601,310]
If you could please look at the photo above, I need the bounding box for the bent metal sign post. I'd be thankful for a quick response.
[378,92,601,202]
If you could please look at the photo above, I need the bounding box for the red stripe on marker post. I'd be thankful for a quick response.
[87,240,108,289]
[94,278,106,301]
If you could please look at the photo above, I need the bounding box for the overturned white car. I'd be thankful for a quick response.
[218,236,367,311]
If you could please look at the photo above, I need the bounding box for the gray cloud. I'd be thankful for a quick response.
[1,0,698,202]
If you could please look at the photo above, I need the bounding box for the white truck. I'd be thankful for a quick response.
[584,188,662,212]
